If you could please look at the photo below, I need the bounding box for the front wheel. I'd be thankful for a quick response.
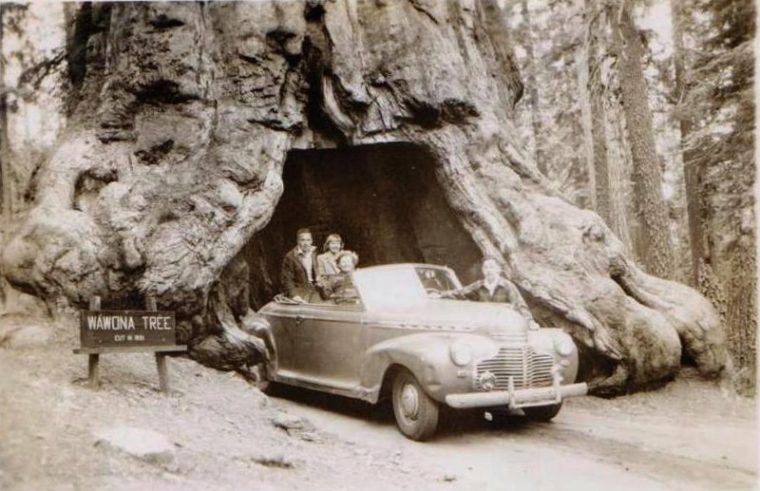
[392,369,440,441]
[523,402,563,422]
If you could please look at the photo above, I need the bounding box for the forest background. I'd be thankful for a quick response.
[0,0,756,393]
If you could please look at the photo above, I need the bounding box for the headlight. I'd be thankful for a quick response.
[449,341,472,366]
[554,335,575,357]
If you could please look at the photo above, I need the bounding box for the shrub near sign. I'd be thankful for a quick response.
[80,310,177,349]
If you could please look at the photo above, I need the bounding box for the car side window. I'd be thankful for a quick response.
[417,267,458,291]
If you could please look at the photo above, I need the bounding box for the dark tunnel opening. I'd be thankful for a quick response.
[243,142,483,308]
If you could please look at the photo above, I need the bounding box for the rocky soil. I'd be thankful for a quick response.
[0,313,447,491]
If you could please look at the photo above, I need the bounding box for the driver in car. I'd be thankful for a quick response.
[441,256,537,325]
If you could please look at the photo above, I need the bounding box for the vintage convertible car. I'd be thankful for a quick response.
[257,263,587,441]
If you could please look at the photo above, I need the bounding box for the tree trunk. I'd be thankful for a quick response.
[1,1,725,394]
[586,2,610,226]
[612,3,674,280]
[517,0,545,174]
[0,5,12,309]
[0,5,10,228]
[584,0,633,254]
[607,94,638,255]
[671,0,756,390]
[577,17,596,212]
[670,0,700,286]
[604,113,634,255]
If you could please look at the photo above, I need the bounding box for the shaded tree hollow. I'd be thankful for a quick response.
[244,143,483,308]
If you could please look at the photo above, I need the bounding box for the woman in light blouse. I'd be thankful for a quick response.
[316,233,344,282]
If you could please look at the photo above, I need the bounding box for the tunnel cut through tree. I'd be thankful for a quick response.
[244,143,483,308]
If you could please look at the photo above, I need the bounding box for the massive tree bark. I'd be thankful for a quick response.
[1,1,725,394]
[612,4,674,280]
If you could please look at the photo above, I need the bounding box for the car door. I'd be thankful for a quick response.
[263,302,309,376]
[297,303,366,392]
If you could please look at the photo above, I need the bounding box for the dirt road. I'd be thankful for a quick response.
[272,372,757,491]
[0,314,756,491]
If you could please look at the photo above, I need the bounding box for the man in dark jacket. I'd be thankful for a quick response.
[442,256,537,326]
[281,228,319,303]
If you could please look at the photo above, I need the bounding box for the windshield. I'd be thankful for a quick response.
[352,264,461,310]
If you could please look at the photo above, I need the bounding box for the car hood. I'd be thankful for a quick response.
[365,299,528,334]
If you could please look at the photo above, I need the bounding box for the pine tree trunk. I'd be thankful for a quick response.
[586,4,611,226]
[670,0,700,286]
[607,96,638,254]
[517,0,545,174]
[577,21,596,211]
[583,0,632,253]
[605,115,634,254]
[0,6,7,306]
[612,4,674,279]
[0,5,10,228]
[671,0,756,390]
[1,0,726,393]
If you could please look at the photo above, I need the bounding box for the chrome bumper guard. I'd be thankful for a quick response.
[445,374,588,410]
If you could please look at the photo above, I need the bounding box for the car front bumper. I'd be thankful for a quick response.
[444,379,588,409]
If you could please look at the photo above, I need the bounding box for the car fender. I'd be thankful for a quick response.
[528,328,580,383]
[241,310,277,369]
[359,332,498,404]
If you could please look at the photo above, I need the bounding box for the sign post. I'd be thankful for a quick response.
[74,295,187,393]
[87,296,101,388]
[147,293,169,393]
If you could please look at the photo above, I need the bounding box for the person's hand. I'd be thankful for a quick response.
[426,287,442,298]
[438,290,454,299]
[529,320,540,330]
[292,295,306,304]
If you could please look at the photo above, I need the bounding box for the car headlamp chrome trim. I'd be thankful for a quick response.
[449,341,472,366]
[554,335,574,357]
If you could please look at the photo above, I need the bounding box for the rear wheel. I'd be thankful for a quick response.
[391,369,440,441]
[523,402,563,422]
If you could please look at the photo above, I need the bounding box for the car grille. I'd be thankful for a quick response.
[475,346,554,390]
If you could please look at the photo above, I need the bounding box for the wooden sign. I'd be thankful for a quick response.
[79,310,177,349]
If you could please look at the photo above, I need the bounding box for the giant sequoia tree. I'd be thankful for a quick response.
[1,1,726,394]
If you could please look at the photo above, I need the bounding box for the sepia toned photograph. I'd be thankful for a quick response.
[0,0,756,489]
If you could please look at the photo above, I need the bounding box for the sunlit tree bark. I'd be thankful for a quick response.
[611,2,674,280]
